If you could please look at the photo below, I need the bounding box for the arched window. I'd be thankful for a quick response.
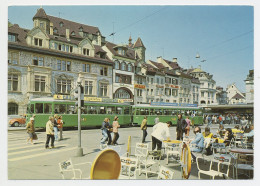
[59,22,64,27]
[114,88,131,99]
[115,61,120,70]
[127,64,132,72]
[121,62,126,71]
[200,100,206,104]
[8,102,18,115]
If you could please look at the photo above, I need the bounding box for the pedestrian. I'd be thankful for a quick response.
[26,117,36,145]
[45,116,55,149]
[207,115,212,127]
[240,116,248,130]
[219,115,223,126]
[141,116,148,143]
[187,126,204,162]
[185,116,191,137]
[53,114,59,141]
[154,115,159,124]
[106,118,112,145]
[100,118,111,149]
[176,114,187,140]
[151,121,172,151]
[57,115,64,140]
[112,116,120,145]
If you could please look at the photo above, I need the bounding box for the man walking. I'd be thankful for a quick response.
[141,116,148,143]
[45,116,55,149]
[26,117,35,144]
[176,114,187,140]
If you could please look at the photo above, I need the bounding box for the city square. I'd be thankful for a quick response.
[3,3,255,183]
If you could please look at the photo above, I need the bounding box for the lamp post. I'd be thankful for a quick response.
[76,77,83,157]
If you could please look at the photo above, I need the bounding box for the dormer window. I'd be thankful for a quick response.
[8,34,16,42]
[79,27,83,32]
[53,28,58,33]
[83,48,90,56]
[118,48,125,55]
[71,31,76,36]
[40,22,44,29]
[59,22,64,27]
[34,38,43,47]
[83,32,88,37]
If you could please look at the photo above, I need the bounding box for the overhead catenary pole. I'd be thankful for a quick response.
[76,80,83,157]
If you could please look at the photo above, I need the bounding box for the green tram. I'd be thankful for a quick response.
[132,104,203,126]
[26,98,132,128]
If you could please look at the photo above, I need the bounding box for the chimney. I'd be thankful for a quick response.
[49,22,53,35]
[173,58,177,62]
[66,29,70,40]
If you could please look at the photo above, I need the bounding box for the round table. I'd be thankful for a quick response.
[229,148,254,154]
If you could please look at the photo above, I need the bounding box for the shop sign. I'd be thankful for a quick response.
[134,84,146,89]
[156,85,164,88]
[84,97,102,102]
[53,94,74,100]
[118,99,133,103]
[170,85,179,89]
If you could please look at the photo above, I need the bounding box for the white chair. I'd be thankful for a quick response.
[212,143,227,156]
[139,150,160,179]
[165,143,181,165]
[119,156,138,179]
[196,155,232,179]
[157,165,174,179]
[59,159,92,179]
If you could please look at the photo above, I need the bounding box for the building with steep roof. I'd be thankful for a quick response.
[226,83,245,104]
[8,8,113,115]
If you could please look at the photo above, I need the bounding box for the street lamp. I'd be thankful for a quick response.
[75,76,84,157]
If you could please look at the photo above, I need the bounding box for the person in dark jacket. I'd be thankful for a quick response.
[141,116,148,143]
[100,118,111,149]
[176,114,187,140]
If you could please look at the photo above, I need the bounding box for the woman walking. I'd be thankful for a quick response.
[53,114,59,141]
[141,116,148,143]
[26,117,35,144]
[112,116,120,145]
[57,115,64,140]
[100,118,111,149]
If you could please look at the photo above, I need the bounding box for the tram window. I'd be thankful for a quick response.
[107,106,116,115]
[198,110,202,116]
[67,105,77,114]
[88,106,98,114]
[150,109,155,115]
[164,109,171,115]
[54,104,66,114]
[81,105,87,114]
[155,109,162,115]
[35,103,43,113]
[99,107,106,114]
[44,103,52,114]
[140,108,149,115]
[136,108,140,115]
[172,110,177,116]
[30,104,34,113]
[124,107,130,115]
[116,107,123,115]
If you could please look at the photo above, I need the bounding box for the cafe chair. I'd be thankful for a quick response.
[157,166,174,179]
[58,159,92,179]
[139,150,161,179]
[119,156,138,179]
[230,153,254,179]
[165,142,181,165]
[196,155,231,179]
[212,143,228,156]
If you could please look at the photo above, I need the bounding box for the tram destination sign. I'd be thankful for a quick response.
[151,102,198,107]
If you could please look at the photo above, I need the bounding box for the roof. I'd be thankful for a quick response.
[105,41,136,60]
[8,24,29,44]
[133,37,145,48]
[150,61,165,69]
[180,72,193,79]
[191,77,200,84]
[163,59,181,70]
[33,8,49,20]
[231,93,245,100]
[192,68,205,73]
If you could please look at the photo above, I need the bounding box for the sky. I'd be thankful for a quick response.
[8,5,254,92]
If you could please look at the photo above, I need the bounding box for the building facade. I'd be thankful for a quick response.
[226,83,245,104]
[8,8,113,115]
[244,70,254,104]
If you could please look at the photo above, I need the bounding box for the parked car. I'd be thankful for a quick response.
[9,117,26,127]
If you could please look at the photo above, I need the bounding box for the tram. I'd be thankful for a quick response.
[26,97,132,128]
[132,104,203,126]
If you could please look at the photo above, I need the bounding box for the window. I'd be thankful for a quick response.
[127,64,132,72]
[40,22,44,28]
[147,77,149,84]
[151,78,154,84]
[70,46,73,53]
[114,89,131,99]
[35,75,46,92]
[33,56,44,66]
[137,89,142,97]
[161,78,164,84]
[157,78,159,84]
[71,31,75,36]
[62,44,65,51]
[57,60,71,71]
[54,104,66,114]
[54,43,58,50]
[201,92,204,97]
[151,89,153,95]
[100,67,108,76]
[121,62,126,71]
[8,52,19,64]
[83,63,91,73]
[44,103,52,114]
[59,22,64,27]
[8,103,18,115]
[118,48,125,55]
[53,28,58,33]
[100,83,108,97]
[84,81,93,95]
[57,79,71,94]
[66,45,69,52]
[8,74,18,91]
[83,48,90,56]
[115,61,120,70]
[34,38,43,47]
[8,34,16,42]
